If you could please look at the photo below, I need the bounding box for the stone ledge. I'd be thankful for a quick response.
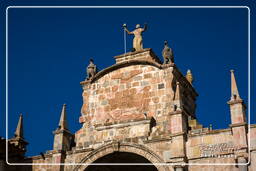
[187,152,237,161]
[71,147,94,155]
[229,122,247,128]
[227,99,244,105]
[250,124,256,128]
[170,131,186,137]
[168,156,187,163]
[80,59,175,85]
[188,128,231,137]
[144,137,172,144]
[95,118,151,131]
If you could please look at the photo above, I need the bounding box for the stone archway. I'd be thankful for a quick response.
[73,142,170,171]
[85,152,158,171]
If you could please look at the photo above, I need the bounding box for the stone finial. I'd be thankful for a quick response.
[230,70,241,101]
[186,69,193,84]
[123,23,147,52]
[14,113,24,138]
[86,59,97,80]
[209,124,212,130]
[162,40,174,64]
[58,104,68,130]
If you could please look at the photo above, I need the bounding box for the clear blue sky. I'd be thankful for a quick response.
[0,0,255,157]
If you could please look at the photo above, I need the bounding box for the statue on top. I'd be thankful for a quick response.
[86,59,97,80]
[162,41,174,64]
[123,23,147,52]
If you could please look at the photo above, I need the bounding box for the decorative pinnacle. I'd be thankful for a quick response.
[186,69,193,84]
[173,82,182,111]
[230,70,241,100]
[15,113,24,138]
[174,82,180,101]
[58,104,68,130]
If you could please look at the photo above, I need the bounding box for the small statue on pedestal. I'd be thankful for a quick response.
[162,41,174,64]
[86,59,97,80]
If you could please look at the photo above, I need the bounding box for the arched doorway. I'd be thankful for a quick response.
[85,152,158,171]
[74,142,170,171]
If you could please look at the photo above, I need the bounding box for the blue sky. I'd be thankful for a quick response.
[0,0,255,157]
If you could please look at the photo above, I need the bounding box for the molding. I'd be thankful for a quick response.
[227,99,244,105]
[188,128,231,137]
[80,59,174,85]
[170,131,186,137]
[144,137,172,144]
[249,124,256,128]
[229,122,247,128]
[95,118,151,131]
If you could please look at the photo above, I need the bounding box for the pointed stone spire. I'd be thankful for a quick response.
[230,70,241,101]
[14,113,23,138]
[186,69,193,84]
[58,104,68,130]
[174,82,181,101]
[53,104,73,151]
[10,113,28,154]
[228,70,247,161]
[173,82,182,111]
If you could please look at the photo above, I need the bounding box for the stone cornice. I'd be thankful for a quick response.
[80,59,174,85]
[144,137,172,144]
[229,122,247,128]
[52,128,72,136]
[250,124,256,128]
[227,99,244,105]
[188,128,231,137]
[95,118,152,131]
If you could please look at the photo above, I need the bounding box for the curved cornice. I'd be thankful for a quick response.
[80,60,174,85]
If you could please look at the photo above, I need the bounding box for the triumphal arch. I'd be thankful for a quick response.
[2,24,256,171]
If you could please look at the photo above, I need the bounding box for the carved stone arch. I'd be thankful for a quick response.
[73,142,170,171]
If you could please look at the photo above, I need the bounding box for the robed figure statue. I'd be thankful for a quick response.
[123,23,147,52]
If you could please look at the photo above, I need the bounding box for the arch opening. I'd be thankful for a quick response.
[85,152,158,171]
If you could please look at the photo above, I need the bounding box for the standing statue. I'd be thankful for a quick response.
[123,23,147,52]
[86,59,97,80]
[162,41,174,64]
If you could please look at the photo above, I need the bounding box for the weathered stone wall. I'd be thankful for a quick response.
[249,126,256,170]
[76,64,176,148]
[188,158,239,170]
[80,64,174,125]
[186,130,233,159]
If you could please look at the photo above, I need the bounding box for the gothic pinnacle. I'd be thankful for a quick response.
[174,82,181,101]
[186,69,193,84]
[58,104,68,130]
[173,82,182,111]
[230,70,241,101]
[14,113,24,138]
